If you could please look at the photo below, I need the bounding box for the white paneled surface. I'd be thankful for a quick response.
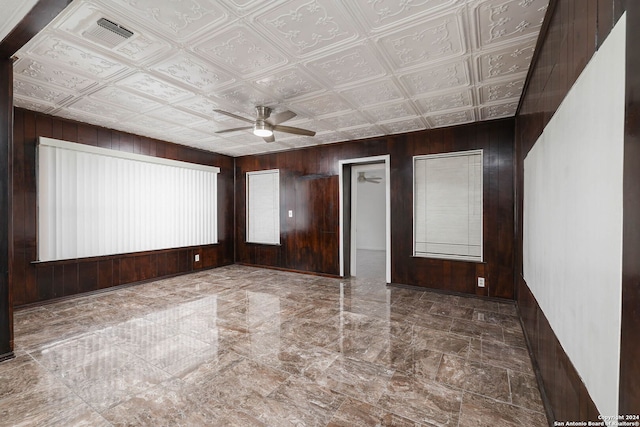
[0,0,39,41]
[246,169,280,245]
[523,14,626,417]
[38,137,219,262]
[12,0,549,156]
[414,150,482,262]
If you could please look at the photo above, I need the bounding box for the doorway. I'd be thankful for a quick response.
[351,163,386,279]
[338,155,390,283]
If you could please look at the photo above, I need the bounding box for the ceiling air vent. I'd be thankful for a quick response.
[83,18,134,49]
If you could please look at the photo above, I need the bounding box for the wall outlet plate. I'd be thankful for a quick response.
[478,277,485,288]
[194,254,200,262]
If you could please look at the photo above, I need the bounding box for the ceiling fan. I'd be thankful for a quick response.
[357,172,382,184]
[214,106,316,143]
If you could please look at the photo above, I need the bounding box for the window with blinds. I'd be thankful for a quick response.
[37,137,219,262]
[414,150,483,262]
[246,169,280,245]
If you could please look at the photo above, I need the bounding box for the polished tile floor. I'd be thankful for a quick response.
[1,265,547,426]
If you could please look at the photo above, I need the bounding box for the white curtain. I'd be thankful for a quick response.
[38,137,219,262]
[414,150,483,262]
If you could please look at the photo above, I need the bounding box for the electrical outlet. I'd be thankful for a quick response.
[194,254,200,262]
[288,210,293,218]
[477,277,485,288]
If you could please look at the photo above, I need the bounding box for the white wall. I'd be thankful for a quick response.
[354,166,386,251]
[0,0,40,42]
[523,14,626,417]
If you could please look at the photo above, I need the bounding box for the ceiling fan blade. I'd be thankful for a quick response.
[213,109,254,124]
[273,125,315,136]
[214,126,253,134]
[269,110,296,125]
[263,134,275,143]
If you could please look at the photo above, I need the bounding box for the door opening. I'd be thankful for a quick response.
[351,164,386,279]
[339,155,391,283]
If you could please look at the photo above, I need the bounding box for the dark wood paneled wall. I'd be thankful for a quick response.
[0,0,75,359]
[620,0,640,414]
[236,119,515,299]
[0,60,13,360]
[12,109,235,306]
[514,0,628,422]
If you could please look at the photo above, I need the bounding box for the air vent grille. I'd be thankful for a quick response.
[83,18,133,49]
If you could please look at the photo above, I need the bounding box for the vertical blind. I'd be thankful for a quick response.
[37,137,219,262]
[414,150,483,262]
[246,169,280,245]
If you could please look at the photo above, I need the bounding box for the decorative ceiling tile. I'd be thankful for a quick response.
[471,0,548,48]
[399,59,470,95]
[317,111,369,130]
[89,86,164,111]
[194,25,288,77]
[414,88,473,114]
[377,11,466,71]
[254,0,359,57]
[253,66,324,100]
[304,43,387,87]
[380,117,426,134]
[426,108,475,128]
[289,93,352,116]
[476,39,536,81]
[13,58,99,92]
[53,1,170,62]
[26,36,129,79]
[341,125,385,140]
[12,0,549,156]
[115,73,192,101]
[55,108,117,126]
[340,79,404,108]
[96,0,231,41]
[174,96,225,116]
[219,0,270,16]
[122,115,179,132]
[13,78,75,105]
[13,96,56,114]
[313,131,349,144]
[166,127,214,142]
[347,0,460,33]
[478,101,519,119]
[147,106,208,126]
[151,52,235,90]
[66,97,136,121]
[478,77,525,103]
[363,101,418,122]
[212,84,275,113]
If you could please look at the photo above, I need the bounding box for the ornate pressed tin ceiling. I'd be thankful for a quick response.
[11,0,549,156]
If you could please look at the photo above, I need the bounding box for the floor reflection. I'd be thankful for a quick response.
[3,265,547,426]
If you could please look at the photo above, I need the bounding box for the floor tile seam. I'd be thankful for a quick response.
[471,359,534,377]
[329,394,425,427]
[25,329,108,358]
[459,389,547,415]
[376,390,460,427]
[26,352,110,419]
[431,376,512,408]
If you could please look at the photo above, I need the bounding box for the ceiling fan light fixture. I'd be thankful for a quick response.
[253,121,273,137]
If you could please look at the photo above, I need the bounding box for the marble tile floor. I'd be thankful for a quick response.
[1,265,548,426]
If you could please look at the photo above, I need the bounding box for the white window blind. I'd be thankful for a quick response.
[246,169,280,245]
[37,137,219,262]
[414,150,483,262]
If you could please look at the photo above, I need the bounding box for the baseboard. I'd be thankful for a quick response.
[0,351,15,363]
[516,276,600,425]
